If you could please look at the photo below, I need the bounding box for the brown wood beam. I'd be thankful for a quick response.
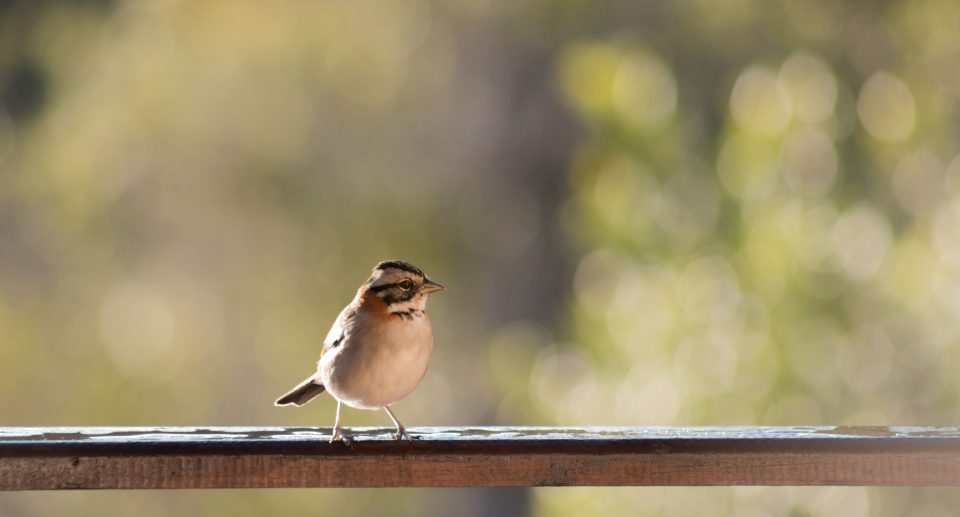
[1,426,959,489]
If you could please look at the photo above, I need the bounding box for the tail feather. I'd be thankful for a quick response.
[275,376,326,406]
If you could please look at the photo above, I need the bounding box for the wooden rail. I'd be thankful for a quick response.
[1,426,959,489]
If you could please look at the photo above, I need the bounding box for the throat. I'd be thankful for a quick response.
[388,298,427,320]
[390,307,424,320]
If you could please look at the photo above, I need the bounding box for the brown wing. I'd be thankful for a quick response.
[320,303,358,358]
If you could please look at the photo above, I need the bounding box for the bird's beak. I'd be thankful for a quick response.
[420,278,445,294]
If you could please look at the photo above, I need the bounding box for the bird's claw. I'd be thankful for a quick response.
[330,429,351,445]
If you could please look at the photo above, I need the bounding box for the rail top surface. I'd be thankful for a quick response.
[2,426,959,489]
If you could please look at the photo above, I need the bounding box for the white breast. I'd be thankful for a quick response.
[317,312,433,410]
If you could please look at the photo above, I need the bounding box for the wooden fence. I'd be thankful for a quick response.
[2,426,959,489]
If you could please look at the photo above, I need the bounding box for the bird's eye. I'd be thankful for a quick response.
[398,279,414,292]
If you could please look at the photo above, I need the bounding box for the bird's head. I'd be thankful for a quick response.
[363,260,444,310]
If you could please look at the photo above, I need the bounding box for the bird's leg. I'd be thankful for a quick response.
[383,405,409,441]
[330,400,351,445]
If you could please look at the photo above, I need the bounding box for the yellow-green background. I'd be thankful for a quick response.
[1,0,958,515]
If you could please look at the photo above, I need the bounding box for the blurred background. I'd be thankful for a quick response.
[1,0,959,515]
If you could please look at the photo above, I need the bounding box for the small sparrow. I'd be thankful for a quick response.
[275,260,445,443]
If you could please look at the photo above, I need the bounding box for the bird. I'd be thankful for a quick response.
[274,260,445,443]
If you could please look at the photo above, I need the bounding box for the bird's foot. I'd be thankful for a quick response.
[330,428,351,445]
[393,426,412,442]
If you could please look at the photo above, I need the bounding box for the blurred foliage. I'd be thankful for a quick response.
[1,0,959,516]
[540,0,960,515]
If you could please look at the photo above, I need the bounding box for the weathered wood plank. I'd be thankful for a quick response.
[1,426,959,489]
